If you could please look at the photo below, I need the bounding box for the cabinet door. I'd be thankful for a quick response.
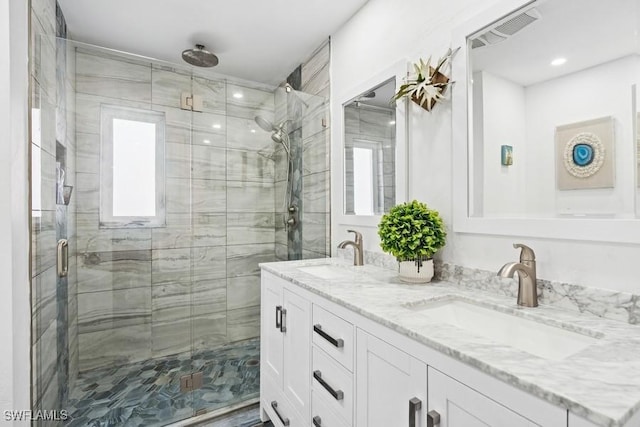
[428,367,539,427]
[261,273,284,387]
[356,329,427,427]
[283,288,312,420]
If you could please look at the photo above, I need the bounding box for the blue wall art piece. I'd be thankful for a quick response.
[501,145,513,166]
[572,143,594,166]
[555,116,614,190]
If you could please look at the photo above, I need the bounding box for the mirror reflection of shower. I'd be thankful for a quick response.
[254,115,297,228]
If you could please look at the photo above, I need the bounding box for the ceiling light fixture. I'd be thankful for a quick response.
[389,120,396,125]
[250,129,256,133]
[212,124,221,129]
[203,139,211,144]
[551,57,567,66]
[233,92,243,99]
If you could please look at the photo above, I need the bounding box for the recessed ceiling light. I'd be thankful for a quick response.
[250,129,256,133]
[212,124,221,129]
[233,92,243,99]
[203,139,211,144]
[389,120,396,125]
[551,57,567,66]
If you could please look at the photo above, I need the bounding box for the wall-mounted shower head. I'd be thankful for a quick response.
[254,115,290,157]
[255,115,276,132]
[182,44,219,67]
[254,114,293,213]
[271,129,285,144]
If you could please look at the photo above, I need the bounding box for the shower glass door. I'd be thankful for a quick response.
[31,28,300,427]
[70,42,198,426]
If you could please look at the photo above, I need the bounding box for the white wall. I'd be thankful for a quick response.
[524,56,639,217]
[0,0,30,424]
[331,0,503,253]
[331,0,640,293]
[479,71,527,216]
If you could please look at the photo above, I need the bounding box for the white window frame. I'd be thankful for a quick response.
[100,105,166,228]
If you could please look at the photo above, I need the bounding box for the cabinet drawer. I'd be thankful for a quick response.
[263,377,304,427]
[312,304,354,371]
[312,346,353,425]
[312,389,351,427]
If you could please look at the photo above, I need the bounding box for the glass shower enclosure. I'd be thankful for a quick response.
[29,27,330,426]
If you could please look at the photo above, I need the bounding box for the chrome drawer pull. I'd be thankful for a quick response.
[312,415,322,426]
[313,370,344,400]
[314,324,344,348]
[270,401,290,426]
[409,397,422,427]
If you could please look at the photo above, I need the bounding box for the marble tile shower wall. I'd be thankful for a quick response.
[30,0,77,421]
[74,49,277,371]
[344,106,395,214]
[274,40,331,261]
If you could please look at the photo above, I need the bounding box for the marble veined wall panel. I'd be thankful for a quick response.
[74,49,277,372]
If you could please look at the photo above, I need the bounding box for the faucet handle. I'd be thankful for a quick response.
[346,229,362,243]
[513,243,535,262]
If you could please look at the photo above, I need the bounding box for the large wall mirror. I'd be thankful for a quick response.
[334,60,408,229]
[452,0,640,243]
[344,78,397,215]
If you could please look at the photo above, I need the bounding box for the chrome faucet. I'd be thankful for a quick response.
[497,243,538,307]
[338,230,364,266]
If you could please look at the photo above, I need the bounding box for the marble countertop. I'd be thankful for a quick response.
[260,258,640,427]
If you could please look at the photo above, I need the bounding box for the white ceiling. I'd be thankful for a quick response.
[57,0,369,86]
[471,0,640,87]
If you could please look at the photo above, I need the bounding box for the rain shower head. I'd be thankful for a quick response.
[182,44,219,68]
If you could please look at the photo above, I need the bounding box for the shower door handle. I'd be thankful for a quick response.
[57,239,68,278]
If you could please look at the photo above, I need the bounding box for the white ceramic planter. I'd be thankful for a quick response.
[398,259,434,283]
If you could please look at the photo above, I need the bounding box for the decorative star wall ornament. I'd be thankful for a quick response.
[392,48,460,112]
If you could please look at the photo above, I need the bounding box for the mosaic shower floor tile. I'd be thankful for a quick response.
[65,338,260,427]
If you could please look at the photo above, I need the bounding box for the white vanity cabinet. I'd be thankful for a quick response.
[261,272,311,426]
[260,269,592,427]
[355,330,427,427]
[311,304,355,427]
[428,368,541,427]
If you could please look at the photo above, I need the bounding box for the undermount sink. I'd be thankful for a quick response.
[406,299,600,360]
[297,264,355,280]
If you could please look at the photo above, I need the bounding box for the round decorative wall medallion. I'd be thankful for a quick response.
[563,132,605,178]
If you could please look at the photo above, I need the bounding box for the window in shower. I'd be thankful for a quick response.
[352,139,382,215]
[100,105,166,227]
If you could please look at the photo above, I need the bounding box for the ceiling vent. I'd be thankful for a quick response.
[471,7,541,49]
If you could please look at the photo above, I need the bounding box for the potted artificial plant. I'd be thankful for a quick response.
[378,200,446,283]
[392,47,459,112]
